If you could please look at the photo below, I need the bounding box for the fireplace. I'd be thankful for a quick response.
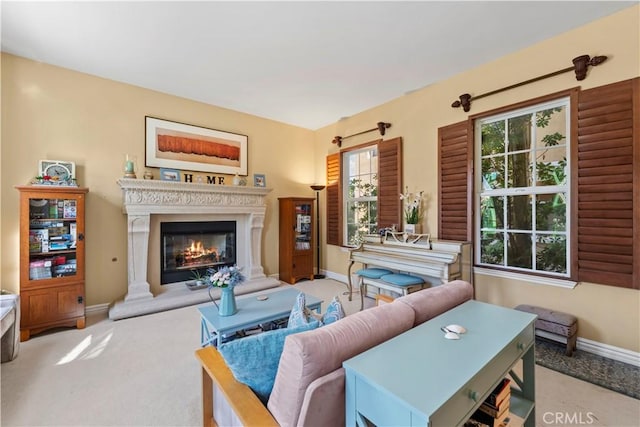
[161,221,236,284]
[110,179,280,320]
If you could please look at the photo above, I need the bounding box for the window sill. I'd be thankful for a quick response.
[474,267,577,289]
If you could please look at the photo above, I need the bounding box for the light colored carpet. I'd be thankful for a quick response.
[1,279,638,426]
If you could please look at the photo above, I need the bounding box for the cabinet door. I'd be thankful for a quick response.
[20,284,85,326]
[293,202,313,252]
[20,191,86,288]
[292,253,313,279]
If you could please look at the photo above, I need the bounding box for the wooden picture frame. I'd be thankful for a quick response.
[145,116,248,176]
[159,168,181,182]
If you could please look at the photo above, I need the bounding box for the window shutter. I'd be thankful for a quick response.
[438,121,472,241]
[326,153,341,246]
[377,137,402,229]
[576,78,639,289]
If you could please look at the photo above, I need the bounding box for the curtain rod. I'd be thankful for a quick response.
[332,122,391,147]
[451,54,608,113]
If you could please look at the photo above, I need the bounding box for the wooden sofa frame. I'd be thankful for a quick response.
[196,346,278,427]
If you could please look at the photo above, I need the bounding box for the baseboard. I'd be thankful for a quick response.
[85,303,110,316]
[576,337,640,367]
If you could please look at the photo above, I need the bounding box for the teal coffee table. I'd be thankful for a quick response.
[198,287,322,347]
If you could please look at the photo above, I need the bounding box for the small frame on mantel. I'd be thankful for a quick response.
[253,174,266,187]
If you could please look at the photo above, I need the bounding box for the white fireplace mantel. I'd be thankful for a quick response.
[109,179,280,320]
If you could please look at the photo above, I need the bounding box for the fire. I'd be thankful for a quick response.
[183,240,219,265]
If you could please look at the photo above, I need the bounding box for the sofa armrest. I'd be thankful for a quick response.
[195,346,278,427]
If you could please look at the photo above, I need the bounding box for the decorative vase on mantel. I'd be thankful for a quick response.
[404,223,421,234]
[218,286,238,316]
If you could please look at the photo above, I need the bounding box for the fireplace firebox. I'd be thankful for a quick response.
[160,221,236,284]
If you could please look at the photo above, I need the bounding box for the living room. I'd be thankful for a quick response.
[1,2,639,426]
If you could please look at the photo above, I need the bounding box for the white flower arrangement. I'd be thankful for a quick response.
[205,265,245,288]
[400,186,424,225]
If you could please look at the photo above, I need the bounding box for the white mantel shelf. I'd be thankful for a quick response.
[109,179,280,320]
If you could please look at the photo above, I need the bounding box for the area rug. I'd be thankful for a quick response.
[535,337,640,400]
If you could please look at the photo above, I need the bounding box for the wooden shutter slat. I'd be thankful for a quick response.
[578,227,632,237]
[578,137,633,152]
[580,252,634,264]
[579,164,633,177]
[578,145,632,160]
[578,174,632,186]
[578,218,633,228]
[576,78,638,288]
[578,109,633,127]
[579,192,631,202]
[579,155,632,168]
[578,128,632,144]
[579,243,633,256]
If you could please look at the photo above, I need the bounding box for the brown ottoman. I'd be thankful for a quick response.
[515,304,578,356]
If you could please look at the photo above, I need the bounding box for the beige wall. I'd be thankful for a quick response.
[1,54,316,306]
[1,6,638,352]
[316,6,640,352]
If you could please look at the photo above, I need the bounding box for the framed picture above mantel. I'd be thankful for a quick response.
[145,116,248,176]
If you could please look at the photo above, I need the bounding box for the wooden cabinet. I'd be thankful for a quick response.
[278,197,315,284]
[16,186,88,341]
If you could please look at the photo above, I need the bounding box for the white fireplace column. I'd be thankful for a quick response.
[109,179,278,320]
[125,213,153,303]
[249,212,266,279]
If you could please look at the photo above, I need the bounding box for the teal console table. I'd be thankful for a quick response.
[344,300,537,427]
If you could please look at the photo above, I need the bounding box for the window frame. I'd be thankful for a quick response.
[474,97,571,278]
[342,144,379,246]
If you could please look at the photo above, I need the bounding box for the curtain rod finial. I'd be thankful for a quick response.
[377,122,391,135]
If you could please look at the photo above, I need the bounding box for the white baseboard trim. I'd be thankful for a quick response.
[576,337,640,367]
[86,303,110,316]
[537,330,640,367]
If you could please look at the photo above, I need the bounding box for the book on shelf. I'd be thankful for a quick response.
[465,414,511,427]
[29,259,53,280]
[469,406,510,427]
[70,223,77,248]
[479,396,510,418]
[29,229,49,253]
[485,378,511,406]
[63,200,77,219]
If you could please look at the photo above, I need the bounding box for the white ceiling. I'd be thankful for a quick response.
[2,1,636,130]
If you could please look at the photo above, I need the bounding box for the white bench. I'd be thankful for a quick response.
[356,268,425,310]
[1,294,20,362]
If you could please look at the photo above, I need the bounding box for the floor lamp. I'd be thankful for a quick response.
[310,184,326,279]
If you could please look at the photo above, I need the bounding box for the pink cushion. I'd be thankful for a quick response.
[395,280,474,326]
[267,301,415,426]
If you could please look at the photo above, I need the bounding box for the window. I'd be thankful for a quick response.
[343,146,378,245]
[440,80,638,289]
[326,137,401,248]
[475,98,570,277]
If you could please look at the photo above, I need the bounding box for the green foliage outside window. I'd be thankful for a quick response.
[346,176,378,246]
[478,102,568,275]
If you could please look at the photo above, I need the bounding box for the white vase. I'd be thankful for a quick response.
[404,223,421,234]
